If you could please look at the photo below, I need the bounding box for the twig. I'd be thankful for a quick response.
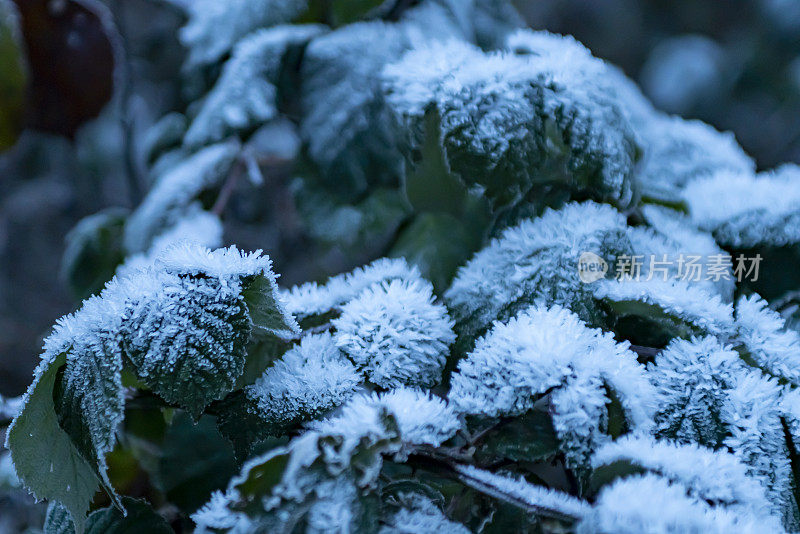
[406,447,587,523]
[212,161,245,216]
[629,344,661,360]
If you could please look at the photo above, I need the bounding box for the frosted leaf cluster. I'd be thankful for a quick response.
[333,278,455,388]
[18,6,800,533]
[383,34,638,211]
[591,435,777,520]
[449,304,655,471]
[6,244,293,529]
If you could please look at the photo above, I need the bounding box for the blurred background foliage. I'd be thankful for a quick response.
[1,0,799,399]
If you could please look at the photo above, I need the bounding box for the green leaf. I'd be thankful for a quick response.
[391,211,483,293]
[214,390,283,461]
[241,273,300,341]
[61,209,128,301]
[155,413,237,514]
[0,0,26,150]
[52,341,125,509]
[7,353,99,533]
[45,497,174,534]
[601,299,707,347]
[474,411,560,464]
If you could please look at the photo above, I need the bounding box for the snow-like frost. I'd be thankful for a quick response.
[449,304,655,470]
[283,257,420,319]
[333,278,455,388]
[592,435,776,520]
[684,165,800,247]
[446,201,630,344]
[246,333,362,429]
[650,336,745,446]
[579,474,780,534]
[735,294,800,385]
[455,464,591,521]
[311,389,461,449]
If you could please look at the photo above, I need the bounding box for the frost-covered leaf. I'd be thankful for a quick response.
[735,294,800,385]
[379,493,470,534]
[449,304,655,473]
[0,0,26,150]
[44,497,174,534]
[650,336,745,447]
[174,0,307,70]
[454,464,591,522]
[123,140,240,253]
[684,165,800,248]
[7,294,129,531]
[122,245,296,416]
[591,435,778,522]
[61,208,127,300]
[594,278,735,346]
[445,202,630,349]
[298,3,474,200]
[383,36,639,213]
[636,116,754,205]
[283,257,420,321]
[333,278,455,388]
[578,474,779,534]
[184,24,325,148]
[159,244,299,340]
[120,270,250,417]
[217,333,362,458]
[8,350,101,532]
